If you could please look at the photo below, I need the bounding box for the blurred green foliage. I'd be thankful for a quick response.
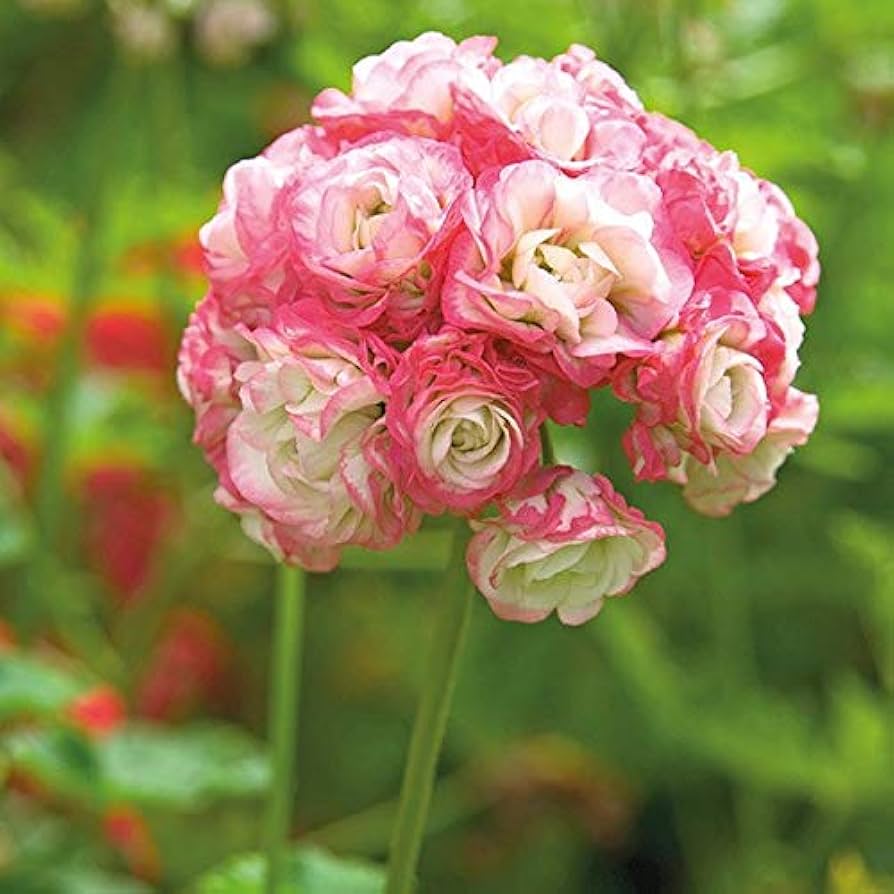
[1,0,894,892]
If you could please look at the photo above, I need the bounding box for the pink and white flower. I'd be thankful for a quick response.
[680,387,818,516]
[616,287,785,481]
[761,181,821,314]
[642,120,819,315]
[454,54,646,175]
[757,281,805,393]
[217,308,419,568]
[467,467,666,625]
[312,32,500,141]
[553,44,643,112]
[224,416,419,570]
[386,329,544,514]
[178,32,820,599]
[199,125,335,326]
[444,160,692,386]
[652,146,778,265]
[288,135,472,340]
[177,291,254,481]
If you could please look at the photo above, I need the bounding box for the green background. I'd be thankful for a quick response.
[1,0,893,892]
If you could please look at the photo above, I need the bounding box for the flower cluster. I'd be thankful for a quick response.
[178,33,819,624]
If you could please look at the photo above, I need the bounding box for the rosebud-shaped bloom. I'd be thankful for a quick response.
[651,145,778,265]
[177,292,254,482]
[288,135,471,339]
[757,281,805,392]
[312,32,500,140]
[222,415,420,570]
[223,308,419,568]
[616,288,785,481]
[553,44,644,111]
[386,329,544,513]
[444,161,692,386]
[200,126,335,325]
[454,54,646,175]
[641,121,819,316]
[760,181,821,314]
[467,467,666,625]
[636,111,709,171]
[680,387,818,516]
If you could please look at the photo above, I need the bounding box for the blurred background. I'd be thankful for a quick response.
[1,1,893,892]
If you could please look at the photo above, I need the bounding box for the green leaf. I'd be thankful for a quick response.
[100,723,270,811]
[0,866,152,894]
[2,720,270,814]
[194,846,385,894]
[3,727,102,806]
[0,654,83,722]
[829,676,892,786]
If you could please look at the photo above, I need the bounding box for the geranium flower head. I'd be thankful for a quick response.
[178,32,818,591]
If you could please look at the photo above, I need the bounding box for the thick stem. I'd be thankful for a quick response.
[264,564,306,894]
[385,522,475,894]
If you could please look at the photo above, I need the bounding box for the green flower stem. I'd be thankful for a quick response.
[309,764,497,857]
[265,563,306,894]
[386,521,475,894]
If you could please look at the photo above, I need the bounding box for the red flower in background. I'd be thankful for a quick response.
[103,806,162,883]
[1,291,176,383]
[82,463,174,603]
[136,609,235,722]
[5,295,65,340]
[66,685,127,738]
[121,231,206,282]
[86,308,172,374]
[0,417,34,485]
[0,619,17,651]
[1,294,65,389]
[172,233,205,279]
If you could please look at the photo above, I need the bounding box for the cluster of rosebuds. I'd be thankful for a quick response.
[178,33,819,625]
